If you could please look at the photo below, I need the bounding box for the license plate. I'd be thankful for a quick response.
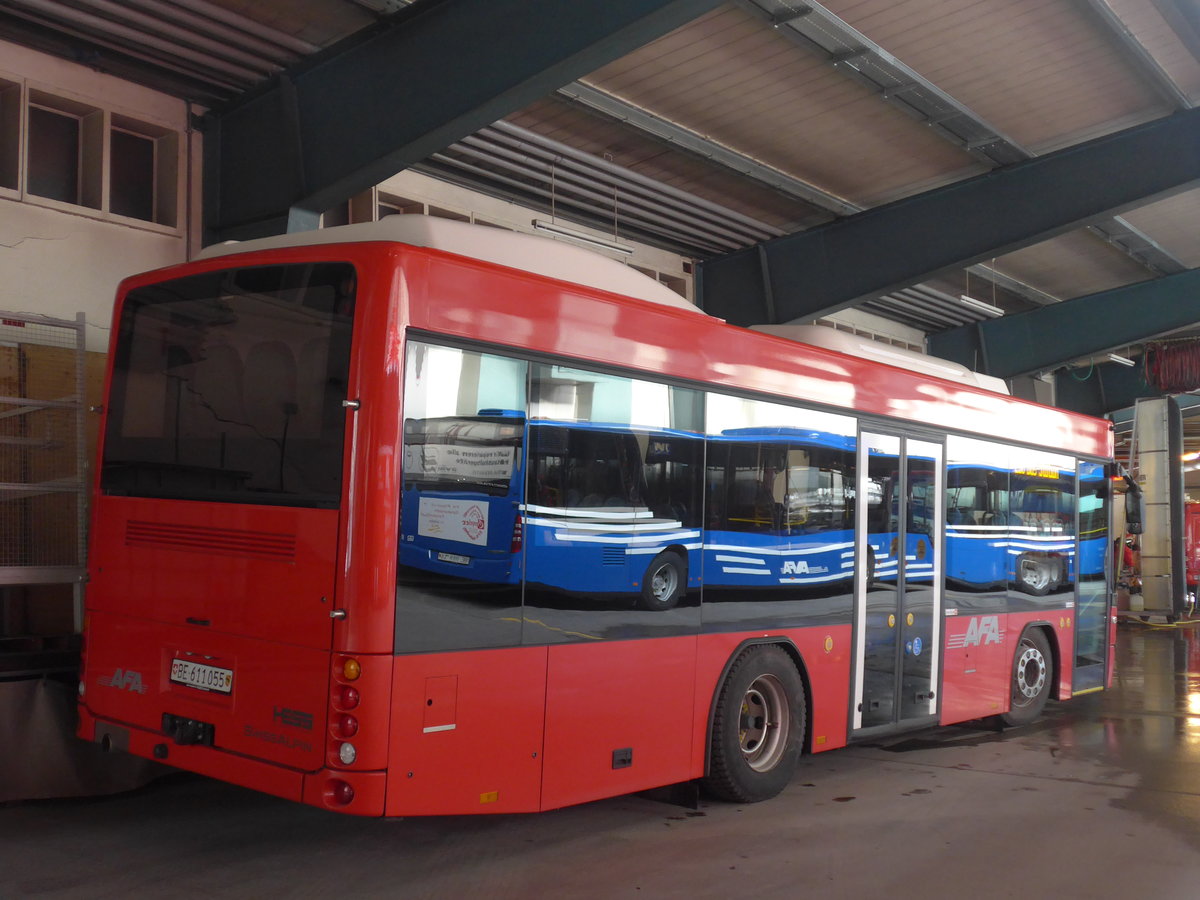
[170,659,233,694]
[437,552,470,565]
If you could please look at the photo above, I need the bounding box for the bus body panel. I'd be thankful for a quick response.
[540,637,699,811]
[939,612,1015,723]
[385,646,548,816]
[939,609,1076,723]
[78,703,306,803]
[87,497,340,648]
[80,608,330,772]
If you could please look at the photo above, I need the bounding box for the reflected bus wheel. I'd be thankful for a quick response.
[1002,629,1053,726]
[702,645,805,803]
[1016,555,1052,595]
[639,551,685,611]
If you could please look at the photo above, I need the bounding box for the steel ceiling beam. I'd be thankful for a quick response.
[550,81,1059,319]
[1053,362,1155,418]
[697,108,1200,326]
[928,267,1200,380]
[200,0,724,242]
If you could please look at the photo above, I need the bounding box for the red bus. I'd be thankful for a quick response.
[77,217,1115,816]
[1185,502,1200,592]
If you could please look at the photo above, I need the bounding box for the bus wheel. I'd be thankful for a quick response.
[702,645,805,803]
[639,551,685,611]
[1002,629,1052,726]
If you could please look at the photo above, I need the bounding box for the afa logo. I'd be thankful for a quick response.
[98,667,149,694]
[946,615,1004,650]
[963,615,1002,646]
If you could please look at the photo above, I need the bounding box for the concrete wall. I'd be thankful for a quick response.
[0,40,199,352]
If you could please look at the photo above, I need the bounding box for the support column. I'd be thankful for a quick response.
[1130,397,1186,620]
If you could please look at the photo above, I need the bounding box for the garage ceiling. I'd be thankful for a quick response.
[3,0,1200,461]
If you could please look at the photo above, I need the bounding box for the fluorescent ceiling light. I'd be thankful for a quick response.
[1106,353,1136,367]
[958,294,1003,317]
[532,219,634,255]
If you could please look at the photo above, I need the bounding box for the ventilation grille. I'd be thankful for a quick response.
[125,521,297,563]
[602,548,625,566]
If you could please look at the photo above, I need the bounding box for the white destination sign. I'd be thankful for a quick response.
[407,444,515,482]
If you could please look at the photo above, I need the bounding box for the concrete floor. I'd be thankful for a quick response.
[4,622,1200,899]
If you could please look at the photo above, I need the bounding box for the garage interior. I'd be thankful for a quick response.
[2,0,1200,894]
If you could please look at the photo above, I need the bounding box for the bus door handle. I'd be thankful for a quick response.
[342,399,361,410]
[330,609,348,620]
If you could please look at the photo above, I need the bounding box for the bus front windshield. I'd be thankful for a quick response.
[100,263,356,508]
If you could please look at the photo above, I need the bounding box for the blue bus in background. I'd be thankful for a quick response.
[945,463,1077,595]
[400,410,526,585]
[523,421,704,610]
[401,419,866,610]
[401,416,1092,607]
[702,427,857,594]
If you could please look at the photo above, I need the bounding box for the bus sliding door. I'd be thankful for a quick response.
[852,433,944,734]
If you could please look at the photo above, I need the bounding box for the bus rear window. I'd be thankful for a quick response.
[100,262,355,508]
[403,415,523,497]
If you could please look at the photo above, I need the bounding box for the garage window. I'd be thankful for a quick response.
[109,115,178,226]
[0,78,19,191]
[9,84,179,229]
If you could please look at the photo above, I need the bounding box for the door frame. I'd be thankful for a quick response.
[850,429,944,736]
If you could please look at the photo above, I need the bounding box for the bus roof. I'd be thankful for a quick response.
[751,325,1010,395]
[195,217,702,315]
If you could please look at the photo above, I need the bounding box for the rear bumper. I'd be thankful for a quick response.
[78,704,386,816]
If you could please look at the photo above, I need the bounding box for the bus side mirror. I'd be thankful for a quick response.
[1124,480,1144,535]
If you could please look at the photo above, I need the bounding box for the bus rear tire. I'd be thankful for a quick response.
[702,645,805,803]
[1001,628,1052,726]
[639,551,685,611]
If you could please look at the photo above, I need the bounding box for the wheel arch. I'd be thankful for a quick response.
[664,543,691,567]
[703,637,813,775]
[1017,620,1063,700]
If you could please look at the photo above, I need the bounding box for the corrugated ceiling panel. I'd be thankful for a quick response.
[582,4,985,207]
[993,230,1158,299]
[506,99,831,231]
[822,0,1172,151]
[207,0,370,47]
[1108,0,1200,100]
[1120,188,1200,267]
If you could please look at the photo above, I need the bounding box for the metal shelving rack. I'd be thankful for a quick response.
[0,311,87,641]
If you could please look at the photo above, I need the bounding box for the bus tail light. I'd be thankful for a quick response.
[511,514,524,552]
[326,779,355,806]
[331,657,367,770]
